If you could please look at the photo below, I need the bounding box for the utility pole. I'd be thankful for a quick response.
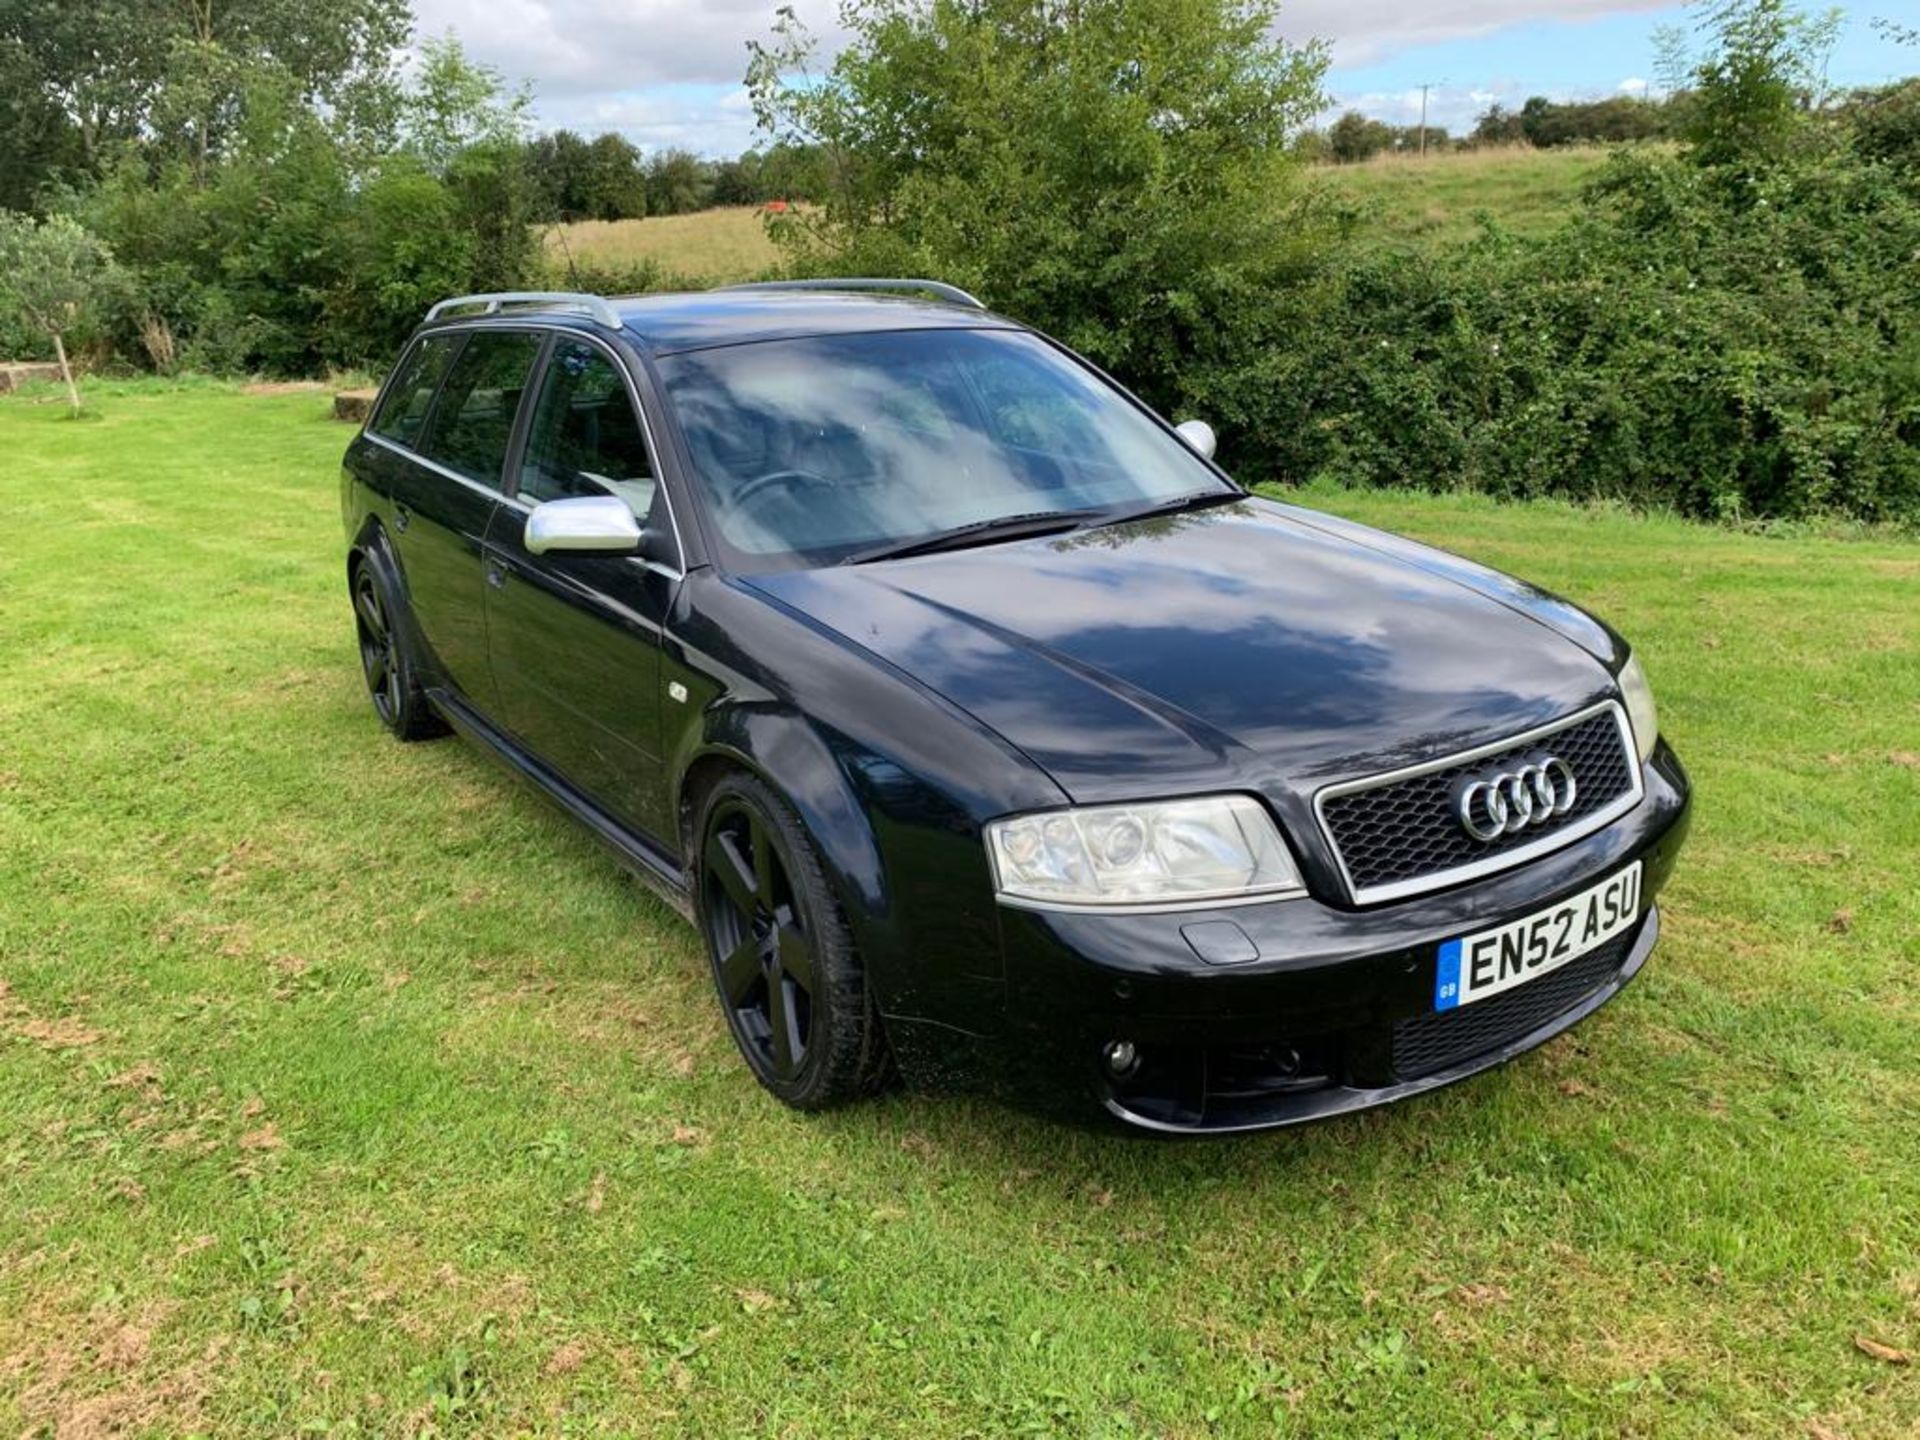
[1418,82,1435,157]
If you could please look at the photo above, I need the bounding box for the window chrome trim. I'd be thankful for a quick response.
[361,331,686,582]
[508,328,688,576]
[1312,700,1644,907]
[366,429,521,507]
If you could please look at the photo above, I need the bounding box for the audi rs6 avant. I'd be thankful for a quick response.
[340,280,1691,1133]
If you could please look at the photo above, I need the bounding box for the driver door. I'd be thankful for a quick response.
[483,336,681,842]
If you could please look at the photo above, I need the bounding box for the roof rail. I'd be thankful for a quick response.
[425,291,623,329]
[721,278,987,311]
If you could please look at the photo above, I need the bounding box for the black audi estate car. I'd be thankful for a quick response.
[341,280,1690,1133]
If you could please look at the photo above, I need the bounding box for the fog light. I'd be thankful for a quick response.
[1103,1039,1141,1079]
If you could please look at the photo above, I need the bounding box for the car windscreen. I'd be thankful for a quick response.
[654,328,1229,571]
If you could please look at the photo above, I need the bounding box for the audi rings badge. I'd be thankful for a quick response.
[1453,755,1578,843]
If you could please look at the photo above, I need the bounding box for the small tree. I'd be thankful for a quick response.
[746,0,1327,398]
[1681,0,1842,168]
[0,212,117,414]
[403,34,530,178]
[1327,110,1393,162]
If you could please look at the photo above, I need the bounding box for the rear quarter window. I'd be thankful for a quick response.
[369,335,459,448]
[418,331,543,487]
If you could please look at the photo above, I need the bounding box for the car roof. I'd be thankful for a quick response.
[611,289,1025,355]
[424,289,1026,357]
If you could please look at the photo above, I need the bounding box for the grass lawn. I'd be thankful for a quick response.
[1317,145,1614,247]
[2,382,1917,1437]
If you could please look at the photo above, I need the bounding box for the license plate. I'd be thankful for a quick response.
[1433,863,1642,1012]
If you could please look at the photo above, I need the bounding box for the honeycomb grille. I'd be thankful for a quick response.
[1391,929,1636,1080]
[1319,708,1636,900]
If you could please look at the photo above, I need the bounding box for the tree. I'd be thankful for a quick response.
[583,132,647,219]
[402,33,529,177]
[1680,0,1842,168]
[0,0,408,188]
[745,0,1327,395]
[0,212,119,413]
[710,151,763,207]
[644,147,709,215]
[1512,94,1670,147]
[1470,104,1527,146]
[528,128,593,219]
[0,38,87,209]
[1327,110,1393,162]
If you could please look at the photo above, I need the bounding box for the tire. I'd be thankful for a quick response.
[695,771,891,1109]
[350,548,448,742]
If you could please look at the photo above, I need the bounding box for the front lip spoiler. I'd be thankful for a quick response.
[1103,905,1662,1136]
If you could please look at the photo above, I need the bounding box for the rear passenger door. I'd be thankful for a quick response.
[387,329,541,710]
[483,336,681,840]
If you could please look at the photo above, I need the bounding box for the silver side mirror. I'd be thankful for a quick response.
[1174,419,1217,461]
[524,496,643,556]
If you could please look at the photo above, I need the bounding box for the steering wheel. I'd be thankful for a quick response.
[729,468,836,510]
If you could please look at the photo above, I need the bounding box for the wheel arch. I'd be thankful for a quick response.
[345,518,436,675]
[345,515,395,587]
[674,712,890,929]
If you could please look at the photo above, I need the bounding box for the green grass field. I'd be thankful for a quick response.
[545,146,1609,280]
[1318,144,1612,247]
[546,207,781,284]
[2,383,1917,1437]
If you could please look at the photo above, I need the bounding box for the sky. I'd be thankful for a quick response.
[407,0,1919,155]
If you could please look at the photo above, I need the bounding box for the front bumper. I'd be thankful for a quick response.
[984,743,1691,1133]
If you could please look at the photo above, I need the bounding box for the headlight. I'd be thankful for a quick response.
[1618,652,1659,762]
[985,795,1305,910]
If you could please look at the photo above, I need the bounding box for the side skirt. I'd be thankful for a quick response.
[427,687,696,922]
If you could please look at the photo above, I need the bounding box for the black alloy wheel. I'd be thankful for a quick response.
[354,566,402,727]
[350,553,446,742]
[697,774,890,1108]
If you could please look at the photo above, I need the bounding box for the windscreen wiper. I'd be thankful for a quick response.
[842,508,1106,565]
[1094,488,1245,530]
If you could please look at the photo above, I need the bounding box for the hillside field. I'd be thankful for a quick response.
[544,206,782,283]
[544,145,1613,283]
[1324,143,1613,246]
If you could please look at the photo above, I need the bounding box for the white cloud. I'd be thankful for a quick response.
[1617,75,1649,92]
[407,0,1677,154]
[411,0,841,92]
[1276,0,1673,67]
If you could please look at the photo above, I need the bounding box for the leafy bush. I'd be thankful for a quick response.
[1189,2,1920,525]
[59,39,542,375]
[1195,142,1920,524]
[1845,79,1920,172]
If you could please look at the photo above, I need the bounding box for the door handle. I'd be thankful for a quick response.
[485,557,508,590]
[393,502,411,533]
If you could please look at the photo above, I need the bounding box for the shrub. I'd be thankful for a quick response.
[1845,79,1920,173]
[1195,145,1920,523]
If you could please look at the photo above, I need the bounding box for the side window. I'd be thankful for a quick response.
[418,331,542,487]
[518,341,658,524]
[369,335,458,448]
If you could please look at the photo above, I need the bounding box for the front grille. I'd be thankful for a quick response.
[1391,930,1635,1080]
[1318,706,1637,902]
